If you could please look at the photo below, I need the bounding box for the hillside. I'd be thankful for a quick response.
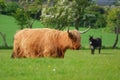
[0,15,43,47]
[0,15,120,48]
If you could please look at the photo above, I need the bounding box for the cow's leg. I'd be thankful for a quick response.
[11,51,17,58]
[12,47,25,58]
[43,47,58,57]
[43,50,50,57]
[60,51,65,58]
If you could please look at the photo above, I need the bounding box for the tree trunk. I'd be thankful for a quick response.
[74,17,80,30]
[112,27,119,49]
[0,32,8,48]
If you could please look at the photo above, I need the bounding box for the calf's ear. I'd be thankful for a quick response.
[89,35,93,37]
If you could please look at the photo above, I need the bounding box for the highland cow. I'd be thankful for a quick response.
[11,27,90,58]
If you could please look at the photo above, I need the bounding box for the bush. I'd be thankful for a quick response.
[4,2,19,15]
[0,1,19,15]
[0,0,6,14]
[13,8,28,29]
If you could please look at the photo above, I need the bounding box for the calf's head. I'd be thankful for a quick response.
[89,36,93,44]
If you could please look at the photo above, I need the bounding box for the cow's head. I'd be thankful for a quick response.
[67,26,91,50]
[67,30,81,50]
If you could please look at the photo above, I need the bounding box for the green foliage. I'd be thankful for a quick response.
[41,0,92,30]
[106,8,120,32]
[114,0,120,6]
[12,0,42,29]
[0,0,6,13]
[1,15,120,48]
[0,49,120,80]
[86,5,106,28]
[41,0,74,29]
[4,2,19,15]
[0,1,19,15]
[73,0,92,29]
[94,14,106,28]
[13,8,28,29]
[27,0,42,19]
[0,15,44,47]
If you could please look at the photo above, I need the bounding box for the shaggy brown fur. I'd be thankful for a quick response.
[11,28,81,58]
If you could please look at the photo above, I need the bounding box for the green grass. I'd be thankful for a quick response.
[0,14,120,80]
[81,28,120,48]
[0,14,120,48]
[0,15,43,46]
[0,49,120,80]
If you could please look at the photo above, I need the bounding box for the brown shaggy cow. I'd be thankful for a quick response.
[11,27,90,58]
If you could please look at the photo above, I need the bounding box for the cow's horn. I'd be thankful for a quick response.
[79,25,91,34]
[67,26,70,33]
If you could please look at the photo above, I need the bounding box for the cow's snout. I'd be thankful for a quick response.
[73,44,81,50]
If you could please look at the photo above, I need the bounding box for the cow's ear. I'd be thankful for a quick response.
[68,32,73,39]
[68,33,77,41]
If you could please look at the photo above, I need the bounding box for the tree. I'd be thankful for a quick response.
[107,7,120,48]
[0,32,8,48]
[41,0,92,30]
[0,0,20,15]
[115,0,120,6]
[13,8,28,29]
[41,0,74,30]
[0,0,6,14]
[74,0,92,29]
[85,5,106,28]
[13,0,42,29]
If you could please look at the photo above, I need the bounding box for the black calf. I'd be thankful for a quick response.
[89,36,102,54]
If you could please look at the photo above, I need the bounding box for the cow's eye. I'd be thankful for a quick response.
[72,37,77,42]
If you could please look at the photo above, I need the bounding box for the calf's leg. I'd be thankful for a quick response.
[98,47,101,54]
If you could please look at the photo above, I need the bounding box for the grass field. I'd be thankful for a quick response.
[0,49,120,80]
[0,15,44,47]
[0,15,120,80]
[0,14,120,48]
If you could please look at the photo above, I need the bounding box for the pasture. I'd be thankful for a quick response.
[0,15,120,48]
[0,49,120,80]
[0,14,120,80]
